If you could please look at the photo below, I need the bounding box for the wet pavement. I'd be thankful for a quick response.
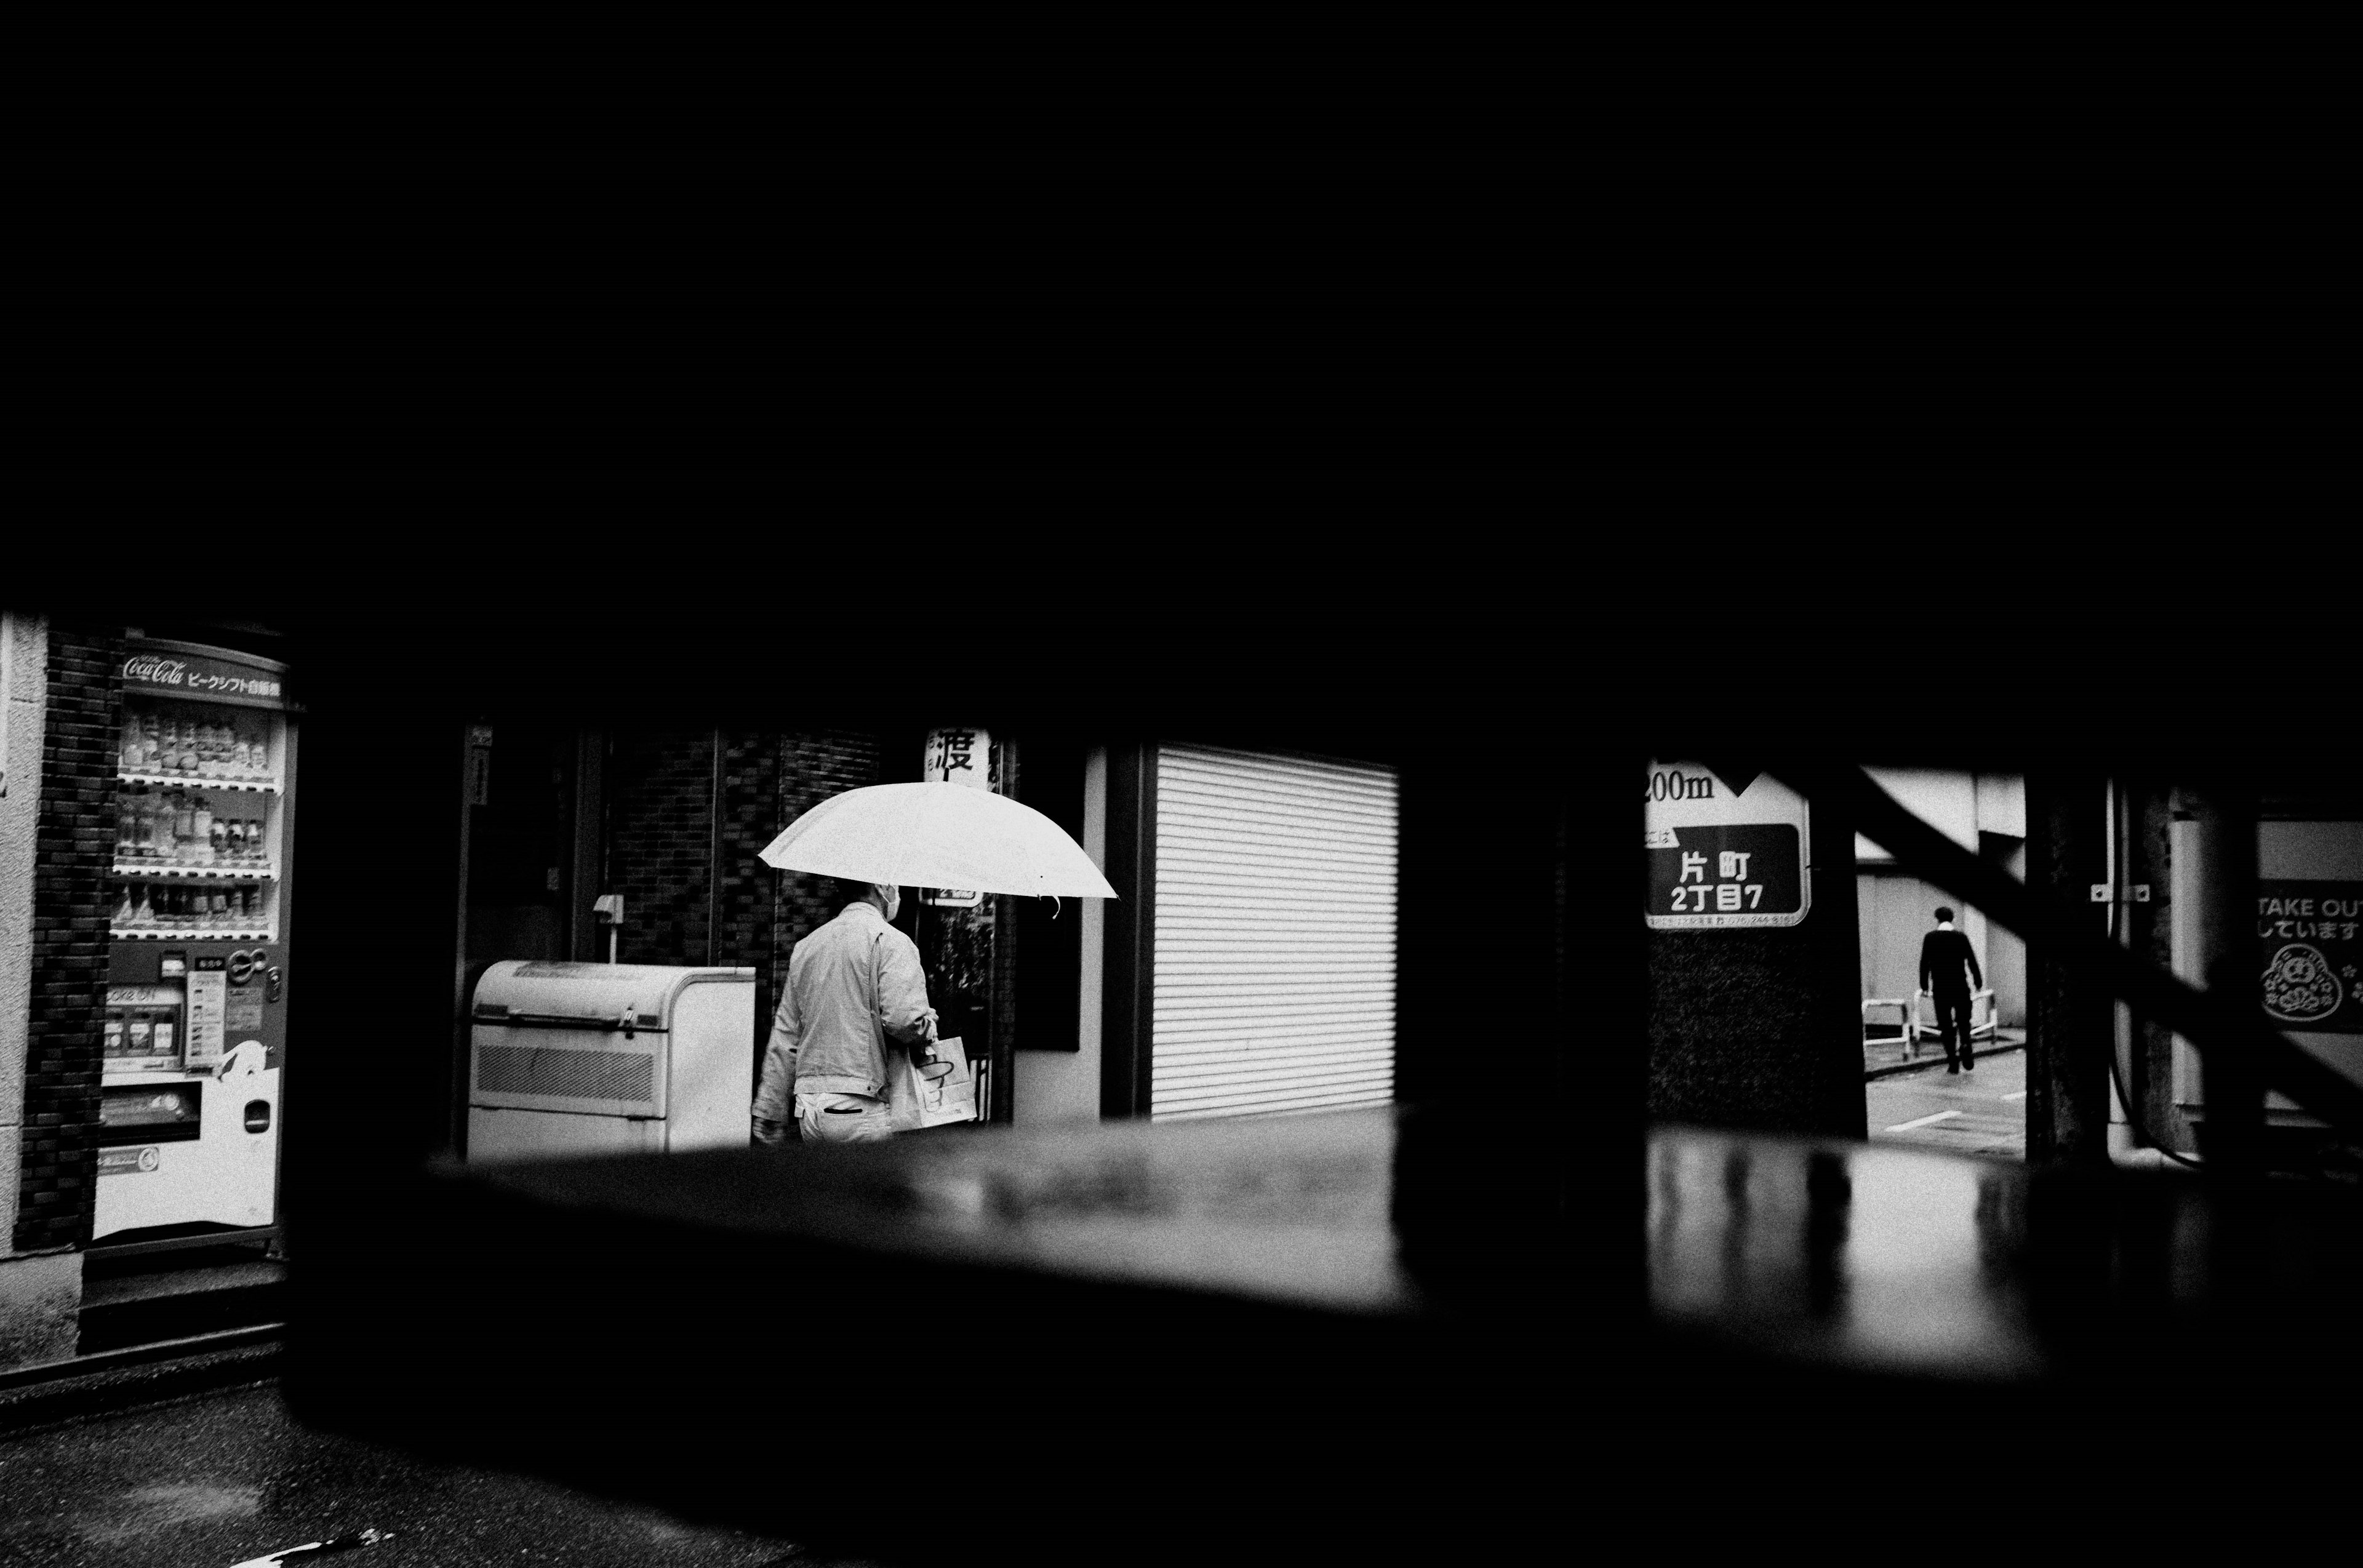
[0,1381,830,1567]
[1866,1045,2026,1160]
[1863,1025,2025,1078]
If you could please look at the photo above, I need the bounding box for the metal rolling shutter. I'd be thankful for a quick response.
[1152,745,1397,1121]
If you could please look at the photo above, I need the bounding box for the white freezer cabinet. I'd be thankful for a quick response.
[466,961,755,1166]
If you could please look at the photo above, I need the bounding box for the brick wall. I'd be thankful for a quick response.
[605,729,881,1076]
[609,730,719,969]
[14,627,118,1254]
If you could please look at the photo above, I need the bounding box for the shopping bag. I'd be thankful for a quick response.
[910,1036,979,1129]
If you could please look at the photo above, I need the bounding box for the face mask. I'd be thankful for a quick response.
[881,886,901,921]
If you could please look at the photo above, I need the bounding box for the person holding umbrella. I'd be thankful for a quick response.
[751,878,942,1144]
[750,777,1120,1141]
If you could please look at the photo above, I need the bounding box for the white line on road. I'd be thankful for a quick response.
[1884,1110,1964,1132]
[2002,1090,2028,1102]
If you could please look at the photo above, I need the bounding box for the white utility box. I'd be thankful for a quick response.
[466,961,755,1166]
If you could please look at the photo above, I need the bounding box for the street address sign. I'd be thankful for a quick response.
[1644,762,1812,930]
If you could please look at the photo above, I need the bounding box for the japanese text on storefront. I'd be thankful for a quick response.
[2259,880,2363,1034]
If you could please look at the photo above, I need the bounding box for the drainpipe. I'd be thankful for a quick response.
[2105,777,2138,1162]
[2105,778,2193,1172]
[2189,777,2265,1170]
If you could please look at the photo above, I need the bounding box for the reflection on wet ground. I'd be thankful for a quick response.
[1647,1126,2045,1380]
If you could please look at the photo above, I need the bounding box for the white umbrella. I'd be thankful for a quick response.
[756,782,1118,898]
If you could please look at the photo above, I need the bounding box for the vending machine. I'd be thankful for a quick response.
[95,638,296,1249]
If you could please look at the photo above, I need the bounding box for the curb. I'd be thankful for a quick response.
[1865,1041,2026,1081]
[0,1324,284,1436]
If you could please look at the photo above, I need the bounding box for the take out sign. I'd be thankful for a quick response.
[1643,762,1812,930]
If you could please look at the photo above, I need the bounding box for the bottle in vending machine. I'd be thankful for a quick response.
[133,882,154,927]
[121,714,144,770]
[225,817,245,862]
[249,816,266,865]
[113,883,134,926]
[193,796,215,863]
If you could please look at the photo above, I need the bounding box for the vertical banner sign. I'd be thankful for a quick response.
[2259,881,2363,1034]
[1644,762,1812,930]
[465,724,494,807]
[921,727,991,908]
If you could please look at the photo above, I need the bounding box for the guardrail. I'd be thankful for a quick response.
[1861,998,1913,1058]
[1911,986,1999,1046]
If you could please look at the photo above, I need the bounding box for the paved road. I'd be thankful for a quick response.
[0,1381,826,1567]
[1866,1048,2026,1161]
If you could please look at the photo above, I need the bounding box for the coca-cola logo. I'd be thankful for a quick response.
[123,655,190,686]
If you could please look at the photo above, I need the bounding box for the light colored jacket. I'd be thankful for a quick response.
[753,902,937,1116]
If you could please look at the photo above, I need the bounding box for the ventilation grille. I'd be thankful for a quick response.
[476,1045,655,1105]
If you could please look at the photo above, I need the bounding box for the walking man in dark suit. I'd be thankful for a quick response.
[1919,906,1985,1074]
